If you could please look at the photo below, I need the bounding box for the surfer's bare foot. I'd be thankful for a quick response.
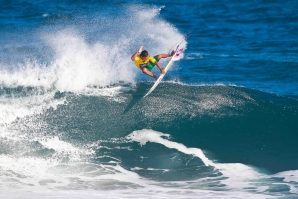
[169,50,175,57]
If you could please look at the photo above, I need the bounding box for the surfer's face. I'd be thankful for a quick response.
[140,55,149,61]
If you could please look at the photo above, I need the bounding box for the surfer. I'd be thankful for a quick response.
[131,46,175,80]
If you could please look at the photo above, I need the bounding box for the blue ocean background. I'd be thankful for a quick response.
[0,0,298,198]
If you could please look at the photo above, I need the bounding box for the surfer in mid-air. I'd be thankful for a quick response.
[131,46,175,80]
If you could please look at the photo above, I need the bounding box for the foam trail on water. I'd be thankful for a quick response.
[127,129,213,166]
[127,129,266,191]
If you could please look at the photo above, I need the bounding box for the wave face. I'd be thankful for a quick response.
[1,83,298,198]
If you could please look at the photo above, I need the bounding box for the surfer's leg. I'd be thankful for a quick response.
[142,68,158,80]
[156,54,168,60]
[156,51,175,60]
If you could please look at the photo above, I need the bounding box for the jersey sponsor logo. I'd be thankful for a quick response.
[140,63,148,69]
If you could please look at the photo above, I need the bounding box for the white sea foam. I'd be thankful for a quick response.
[0,89,65,125]
[0,153,277,199]
[127,130,213,166]
[36,136,94,160]
[42,29,134,92]
[273,170,298,194]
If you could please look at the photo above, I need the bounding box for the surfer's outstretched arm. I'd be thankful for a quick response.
[131,46,143,61]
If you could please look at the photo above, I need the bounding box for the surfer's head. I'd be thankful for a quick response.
[140,50,149,61]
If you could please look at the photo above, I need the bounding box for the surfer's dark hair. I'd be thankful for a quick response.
[140,50,149,57]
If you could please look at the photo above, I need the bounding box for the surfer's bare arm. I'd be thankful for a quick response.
[155,62,165,74]
[131,46,143,61]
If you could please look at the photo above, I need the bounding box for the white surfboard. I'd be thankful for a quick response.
[143,47,183,98]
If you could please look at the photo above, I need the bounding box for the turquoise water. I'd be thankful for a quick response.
[0,0,298,198]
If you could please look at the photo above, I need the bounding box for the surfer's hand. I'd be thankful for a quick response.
[138,46,143,53]
[160,69,165,74]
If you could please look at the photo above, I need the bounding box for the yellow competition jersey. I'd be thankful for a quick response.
[134,55,156,69]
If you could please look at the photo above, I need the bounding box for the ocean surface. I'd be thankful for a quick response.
[1,0,298,198]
